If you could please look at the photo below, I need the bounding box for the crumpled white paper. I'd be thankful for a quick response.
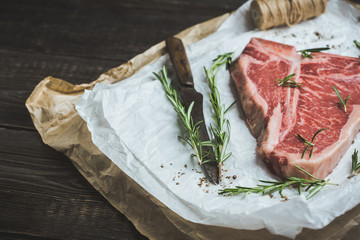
[76,1,360,238]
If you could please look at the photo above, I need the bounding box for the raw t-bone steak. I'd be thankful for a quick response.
[230,38,360,179]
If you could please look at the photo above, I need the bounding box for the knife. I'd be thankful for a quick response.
[165,36,219,184]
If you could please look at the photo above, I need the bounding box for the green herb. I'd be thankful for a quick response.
[333,85,350,113]
[219,165,337,200]
[297,128,327,159]
[297,47,330,59]
[354,40,360,50]
[154,66,212,165]
[354,40,360,57]
[275,73,304,88]
[204,52,235,178]
[349,149,360,179]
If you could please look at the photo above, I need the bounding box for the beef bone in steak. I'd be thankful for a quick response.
[230,38,360,179]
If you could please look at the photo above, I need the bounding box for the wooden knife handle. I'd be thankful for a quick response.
[165,37,194,87]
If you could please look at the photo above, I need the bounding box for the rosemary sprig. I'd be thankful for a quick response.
[297,128,327,159]
[352,149,360,173]
[154,66,212,165]
[275,73,304,88]
[219,165,337,200]
[204,52,235,178]
[349,149,360,179]
[297,47,330,59]
[333,85,350,113]
[354,40,360,50]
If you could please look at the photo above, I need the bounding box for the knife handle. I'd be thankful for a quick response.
[165,37,194,87]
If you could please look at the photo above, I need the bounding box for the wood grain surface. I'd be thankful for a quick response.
[0,0,244,239]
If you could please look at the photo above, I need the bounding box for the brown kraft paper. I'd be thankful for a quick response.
[26,5,360,240]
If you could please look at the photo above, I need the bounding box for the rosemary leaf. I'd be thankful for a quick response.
[306,183,325,200]
[219,165,337,200]
[355,40,360,50]
[298,47,331,53]
[297,47,330,59]
[297,133,308,143]
[333,85,350,113]
[301,145,311,159]
[311,128,328,142]
[309,147,314,159]
[294,165,322,181]
[275,73,304,88]
[297,128,326,159]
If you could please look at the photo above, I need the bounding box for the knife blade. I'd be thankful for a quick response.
[165,36,219,184]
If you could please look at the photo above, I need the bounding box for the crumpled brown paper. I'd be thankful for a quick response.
[26,6,360,240]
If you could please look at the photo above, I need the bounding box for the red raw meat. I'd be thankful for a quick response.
[230,38,360,179]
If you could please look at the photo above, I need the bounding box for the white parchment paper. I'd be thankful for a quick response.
[76,1,360,238]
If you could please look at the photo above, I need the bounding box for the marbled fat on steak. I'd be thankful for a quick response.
[230,38,360,179]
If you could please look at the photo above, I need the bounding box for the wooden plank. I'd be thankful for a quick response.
[0,0,242,61]
[0,49,120,90]
[0,128,147,239]
[0,232,58,240]
[0,50,120,130]
[0,187,147,240]
[0,90,34,130]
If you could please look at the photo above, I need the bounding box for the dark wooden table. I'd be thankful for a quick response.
[0,0,245,239]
